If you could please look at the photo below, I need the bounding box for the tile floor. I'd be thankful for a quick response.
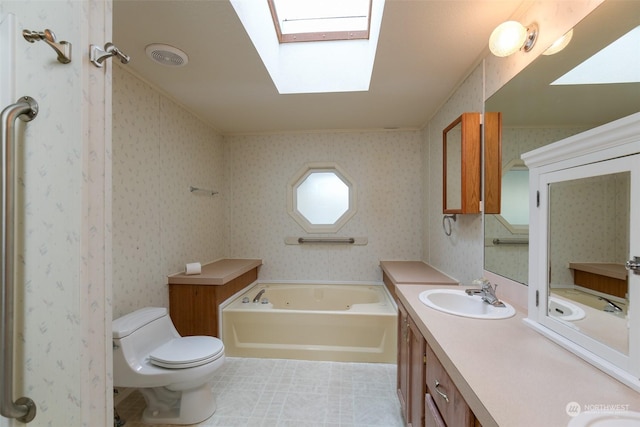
[115,357,404,427]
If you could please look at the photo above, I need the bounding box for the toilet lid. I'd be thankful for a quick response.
[149,336,224,369]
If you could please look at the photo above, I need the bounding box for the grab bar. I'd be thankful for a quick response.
[298,237,355,244]
[492,238,529,245]
[0,96,38,423]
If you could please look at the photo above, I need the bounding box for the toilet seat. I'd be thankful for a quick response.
[149,336,224,369]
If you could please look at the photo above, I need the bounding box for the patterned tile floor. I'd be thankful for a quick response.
[115,357,404,427]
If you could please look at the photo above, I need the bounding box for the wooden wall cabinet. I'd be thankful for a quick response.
[442,112,502,214]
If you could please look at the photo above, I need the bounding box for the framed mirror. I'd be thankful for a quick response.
[443,113,481,214]
[525,127,640,389]
[483,0,640,285]
[287,162,357,233]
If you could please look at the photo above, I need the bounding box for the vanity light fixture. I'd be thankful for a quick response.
[489,21,538,57]
[542,28,574,56]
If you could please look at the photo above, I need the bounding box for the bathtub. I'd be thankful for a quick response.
[222,282,397,363]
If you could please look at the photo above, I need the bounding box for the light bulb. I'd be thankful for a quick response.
[543,29,574,56]
[489,21,528,57]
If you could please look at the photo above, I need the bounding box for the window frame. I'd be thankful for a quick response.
[267,0,372,43]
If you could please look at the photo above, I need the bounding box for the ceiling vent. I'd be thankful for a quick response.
[145,44,188,67]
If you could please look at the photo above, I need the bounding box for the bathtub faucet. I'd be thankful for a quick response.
[253,289,266,303]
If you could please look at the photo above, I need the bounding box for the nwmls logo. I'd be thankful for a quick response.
[566,401,581,417]
[566,401,631,417]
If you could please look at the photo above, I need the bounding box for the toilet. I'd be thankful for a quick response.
[112,307,225,425]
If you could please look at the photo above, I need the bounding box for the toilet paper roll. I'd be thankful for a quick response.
[185,262,202,275]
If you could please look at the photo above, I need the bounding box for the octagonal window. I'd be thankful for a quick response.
[288,163,357,233]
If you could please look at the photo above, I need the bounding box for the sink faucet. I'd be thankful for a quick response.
[465,280,506,307]
[599,296,623,313]
[253,289,266,303]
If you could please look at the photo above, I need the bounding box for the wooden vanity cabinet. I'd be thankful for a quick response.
[426,345,476,427]
[397,301,426,427]
[397,299,480,427]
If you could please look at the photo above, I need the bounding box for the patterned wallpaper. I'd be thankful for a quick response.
[112,66,225,318]
[424,64,484,285]
[224,131,423,281]
[1,1,111,425]
[113,69,422,312]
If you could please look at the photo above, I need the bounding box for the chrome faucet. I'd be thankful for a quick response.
[599,296,623,313]
[253,289,266,303]
[465,280,506,307]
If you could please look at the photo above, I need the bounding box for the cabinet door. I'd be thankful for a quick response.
[425,393,446,427]
[408,317,426,427]
[169,284,216,336]
[535,154,640,379]
[397,302,410,421]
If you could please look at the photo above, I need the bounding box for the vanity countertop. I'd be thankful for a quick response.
[569,262,627,280]
[396,284,640,427]
[380,260,458,285]
[167,258,262,285]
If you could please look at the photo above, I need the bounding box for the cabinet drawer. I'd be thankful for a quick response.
[426,345,474,427]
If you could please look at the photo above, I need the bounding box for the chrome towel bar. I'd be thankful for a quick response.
[0,97,38,423]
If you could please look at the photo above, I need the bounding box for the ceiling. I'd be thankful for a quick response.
[113,0,525,135]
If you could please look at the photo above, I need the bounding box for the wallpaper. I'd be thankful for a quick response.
[0,1,111,426]
[424,64,484,286]
[224,131,423,281]
[112,66,225,318]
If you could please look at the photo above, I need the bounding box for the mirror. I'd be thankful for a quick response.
[443,113,481,214]
[548,171,629,355]
[484,0,640,284]
[444,120,462,211]
[287,162,357,233]
[496,159,528,234]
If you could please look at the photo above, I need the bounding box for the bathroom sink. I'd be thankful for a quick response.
[548,296,586,321]
[568,411,640,426]
[418,289,515,319]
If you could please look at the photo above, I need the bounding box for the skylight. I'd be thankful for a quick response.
[231,0,384,94]
[268,0,371,43]
[552,25,640,85]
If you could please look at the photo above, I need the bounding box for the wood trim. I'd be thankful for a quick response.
[483,112,502,214]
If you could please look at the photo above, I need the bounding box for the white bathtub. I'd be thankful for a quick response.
[222,282,397,363]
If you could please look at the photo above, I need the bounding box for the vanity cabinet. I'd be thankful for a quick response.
[397,301,426,427]
[397,299,479,427]
[426,345,476,427]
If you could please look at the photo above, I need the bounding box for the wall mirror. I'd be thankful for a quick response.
[496,159,528,234]
[484,0,640,285]
[287,162,357,233]
[443,113,481,214]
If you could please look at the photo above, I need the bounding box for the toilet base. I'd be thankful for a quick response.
[139,383,216,425]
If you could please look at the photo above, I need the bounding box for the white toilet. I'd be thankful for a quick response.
[112,307,225,425]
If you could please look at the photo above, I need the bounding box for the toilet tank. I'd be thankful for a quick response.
[113,307,180,362]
